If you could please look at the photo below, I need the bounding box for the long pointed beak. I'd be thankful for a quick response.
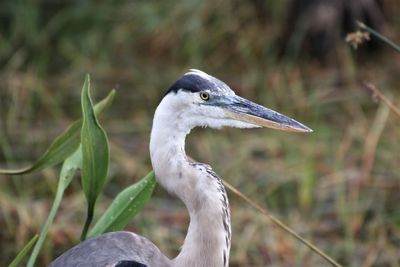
[211,95,313,132]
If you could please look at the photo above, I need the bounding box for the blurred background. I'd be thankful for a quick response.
[0,0,399,266]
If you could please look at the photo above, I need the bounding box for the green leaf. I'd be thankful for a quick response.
[0,89,115,175]
[88,172,157,238]
[8,234,38,267]
[80,74,110,240]
[26,148,82,267]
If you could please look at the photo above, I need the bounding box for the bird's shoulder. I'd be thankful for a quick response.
[49,231,171,267]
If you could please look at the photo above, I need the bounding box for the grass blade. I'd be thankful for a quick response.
[8,234,38,267]
[80,74,110,240]
[88,172,157,238]
[0,89,115,175]
[26,148,82,267]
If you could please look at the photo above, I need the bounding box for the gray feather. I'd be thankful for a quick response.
[49,231,172,267]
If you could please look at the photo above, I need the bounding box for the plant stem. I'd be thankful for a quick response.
[357,21,400,54]
[27,163,77,267]
[363,82,400,118]
[223,180,343,267]
[80,203,94,241]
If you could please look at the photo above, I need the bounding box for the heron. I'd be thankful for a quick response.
[50,69,312,267]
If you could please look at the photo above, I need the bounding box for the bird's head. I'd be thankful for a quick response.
[160,69,312,132]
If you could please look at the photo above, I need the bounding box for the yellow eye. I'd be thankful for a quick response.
[200,92,209,101]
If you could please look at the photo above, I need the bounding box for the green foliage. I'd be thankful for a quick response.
[0,122,80,175]
[0,90,115,175]
[27,148,82,267]
[89,171,157,238]
[8,234,38,267]
[2,76,157,266]
[79,75,110,240]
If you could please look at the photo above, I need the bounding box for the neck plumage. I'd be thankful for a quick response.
[149,98,231,267]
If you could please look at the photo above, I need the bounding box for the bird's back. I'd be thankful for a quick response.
[49,231,172,267]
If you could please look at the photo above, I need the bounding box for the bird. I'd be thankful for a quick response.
[49,69,312,267]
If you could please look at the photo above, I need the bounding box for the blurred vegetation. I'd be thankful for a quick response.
[0,0,399,266]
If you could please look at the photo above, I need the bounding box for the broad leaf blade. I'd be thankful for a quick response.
[80,74,110,240]
[0,122,80,175]
[26,148,82,267]
[8,234,38,267]
[0,90,115,175]
[88,172,157,238]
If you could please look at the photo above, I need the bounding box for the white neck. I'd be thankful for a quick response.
[150,95,231,267]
